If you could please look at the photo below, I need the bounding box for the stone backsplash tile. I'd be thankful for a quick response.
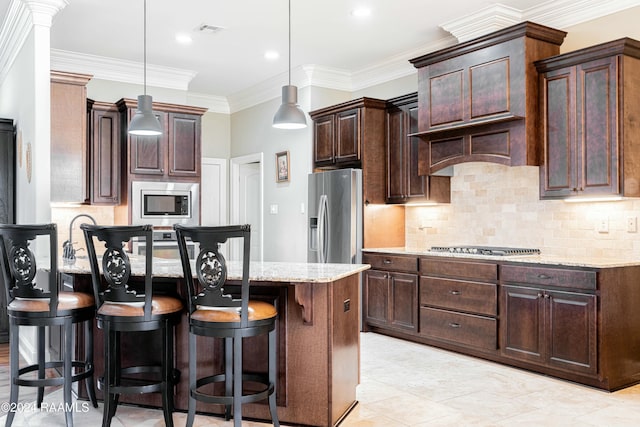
[406,162,640,259]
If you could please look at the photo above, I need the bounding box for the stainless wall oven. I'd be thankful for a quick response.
[131,181,200,227]
[131,229,197,260]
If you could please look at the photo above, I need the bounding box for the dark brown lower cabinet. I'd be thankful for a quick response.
[362,251,640,391]
[500,285,597,375]
[363,269,418,333]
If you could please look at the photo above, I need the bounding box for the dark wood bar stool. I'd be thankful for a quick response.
[81,224,182,427]
[0,224,97,427]
[174,224,279,427]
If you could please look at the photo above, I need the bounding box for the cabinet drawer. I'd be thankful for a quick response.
[500,265,596,291]
[363,254,418,273]
[420,307,496,351]
[420,277,497,316]
[420,258,497,282]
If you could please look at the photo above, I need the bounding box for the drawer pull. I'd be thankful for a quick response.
[448,322,461,328]
[450,290,461,296]
[537,274,551,280]
[383,259,392,264]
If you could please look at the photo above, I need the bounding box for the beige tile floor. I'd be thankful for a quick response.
[3,332,640,426]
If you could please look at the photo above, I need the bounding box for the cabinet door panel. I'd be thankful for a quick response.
[406,104,427,199]
[363,270,389,326]
[543,70,574,196]
[390,273,418,332]
[547,290,597,375]
[168,113,201,177]
[500,285,545,364]
[313,115,334,164]
[386,106,405,201]
[91,109,120,204]
[470,58,510,119]
[336,109,360,163]
[130,112,166,175]
[578,57,618,194]
[429,70,464,127]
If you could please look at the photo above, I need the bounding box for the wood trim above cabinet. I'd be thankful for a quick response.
[115,98,208,116]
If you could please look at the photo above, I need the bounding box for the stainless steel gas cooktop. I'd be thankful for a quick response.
[429,246,541,256]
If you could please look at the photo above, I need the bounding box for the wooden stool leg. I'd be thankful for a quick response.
[186,331,196,427]
[7,321,19,427]
[63,318,73,427]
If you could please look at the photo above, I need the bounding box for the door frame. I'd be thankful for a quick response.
[201,157,228,226]
[230,152,264,261]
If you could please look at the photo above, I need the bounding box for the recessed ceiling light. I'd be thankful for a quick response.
[351,7,371,18]
[176,33,193,44]
[264,50,280,60]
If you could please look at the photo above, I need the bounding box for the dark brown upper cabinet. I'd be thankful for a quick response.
[409,22,566,174]
[87,100,120,205]
[536,38,640,199]
[50,71,92,203]
[310,97,387,170]
[385,93,450,204]
[116,98,207,182]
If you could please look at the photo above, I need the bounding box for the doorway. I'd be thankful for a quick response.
[230,153,263,261]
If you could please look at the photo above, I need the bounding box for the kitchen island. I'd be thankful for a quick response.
[61,257,369,427]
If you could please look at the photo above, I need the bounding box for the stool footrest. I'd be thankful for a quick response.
[191,373,275,405]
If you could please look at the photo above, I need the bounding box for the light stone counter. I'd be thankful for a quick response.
[61,255,370,283]
[363,247,640,268]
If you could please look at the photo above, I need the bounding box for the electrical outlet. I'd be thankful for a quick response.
[628,216,638,233]
[597,216,609,233]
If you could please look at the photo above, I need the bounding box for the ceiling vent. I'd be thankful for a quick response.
[197,24,225,34]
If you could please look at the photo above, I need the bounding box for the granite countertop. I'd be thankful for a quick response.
[60,255,370,283]
[363,247,640,269]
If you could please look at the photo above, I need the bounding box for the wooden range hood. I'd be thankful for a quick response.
[409,22,566,175]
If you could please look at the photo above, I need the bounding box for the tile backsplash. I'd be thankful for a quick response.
[405,162,640,259]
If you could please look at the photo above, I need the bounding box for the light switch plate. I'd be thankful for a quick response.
[270,204,278,214]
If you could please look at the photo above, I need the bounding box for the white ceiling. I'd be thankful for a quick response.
[4,0,640,112]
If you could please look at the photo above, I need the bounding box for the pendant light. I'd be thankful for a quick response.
[273,0,307,129]
[128,0,163,136]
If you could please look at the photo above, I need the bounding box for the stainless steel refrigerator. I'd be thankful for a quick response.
[307,168,362,264]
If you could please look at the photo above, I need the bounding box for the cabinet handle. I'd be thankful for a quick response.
[537,274,551,280]
[383,259,392,264]
[450,290,461,295]
[544,294,551,299]
[537,292,543,298]
[448,323,461,328]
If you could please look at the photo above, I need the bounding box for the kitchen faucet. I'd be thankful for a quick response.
[62,213,97,262]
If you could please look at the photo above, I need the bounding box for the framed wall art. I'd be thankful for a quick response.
[276,150,290,183]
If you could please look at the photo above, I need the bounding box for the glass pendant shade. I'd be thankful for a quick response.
[128,95,162,136]
[273,85,307,129]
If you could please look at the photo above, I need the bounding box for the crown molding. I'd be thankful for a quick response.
[525,0,640,29]
[50,49,197,91]
[186,92,230,114]
[0,0,68,86]
[351,36,456,91]
[441,0,640,42]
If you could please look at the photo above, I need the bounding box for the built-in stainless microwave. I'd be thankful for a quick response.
[131,181,200,227]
